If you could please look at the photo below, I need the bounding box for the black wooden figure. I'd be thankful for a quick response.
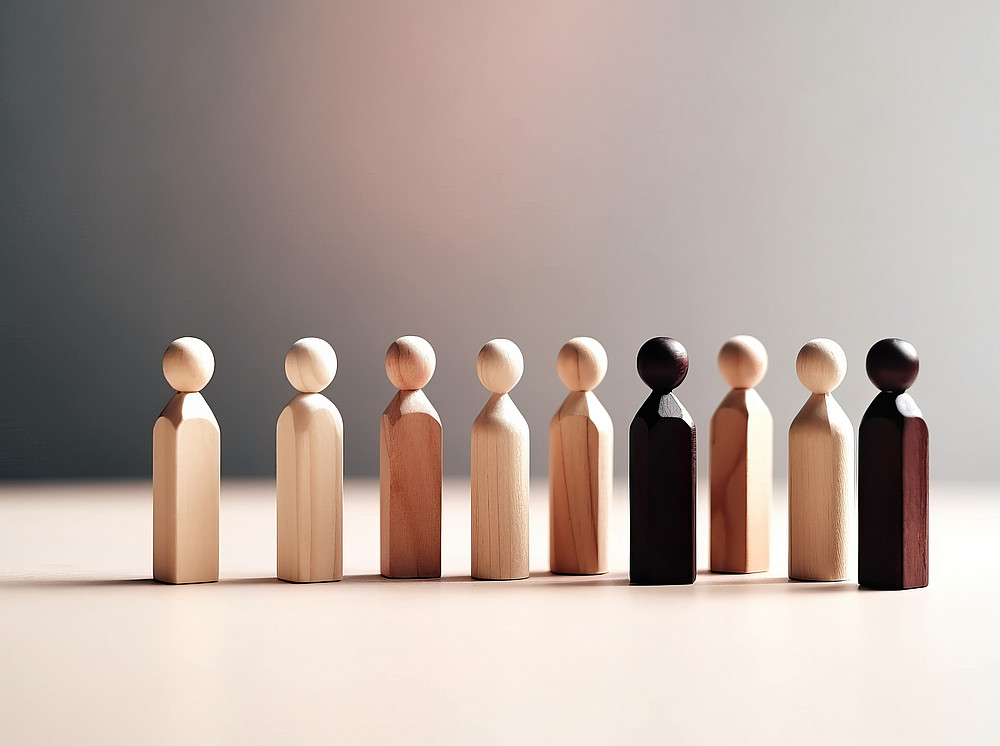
[859,338,929,590]
[629,337,696,585]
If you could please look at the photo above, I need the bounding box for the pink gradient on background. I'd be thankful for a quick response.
[1,2,996,478]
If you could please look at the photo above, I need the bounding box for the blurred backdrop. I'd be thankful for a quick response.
[1,1,997,481]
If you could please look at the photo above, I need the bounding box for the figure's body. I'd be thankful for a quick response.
[153,337,219,584]
[788,338,853,582]
[276,338,343,583]
[710,335,773,573]
[380,336,442,579]
[859,338,929,590]
[629,337,696,586]
[471,339,529,580]
[549,337,613,575]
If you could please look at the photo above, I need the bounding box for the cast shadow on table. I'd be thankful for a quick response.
[527,571,858,591]
[0,572,861,590]
[333,572,857,590]
[205,574,627,586]
[0,577,159,588]
[230,575,478,585]
[1,576,284,588]
[695,570,859,591]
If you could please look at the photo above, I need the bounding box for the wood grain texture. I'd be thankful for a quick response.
[153,392,220,584]
[788,393,853,581]
[859,395,929,590]
[710,388,773,573]
[284,338,338,394]
[276,393,344,582]
[471,393,529,580]
[549,391,613,574]
[380,390,442,578]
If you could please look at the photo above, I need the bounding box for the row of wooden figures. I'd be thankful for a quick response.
[153,334,928,591]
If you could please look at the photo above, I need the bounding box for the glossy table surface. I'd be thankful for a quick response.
[0,479,995,745]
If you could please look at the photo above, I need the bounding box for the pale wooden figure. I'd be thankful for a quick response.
[276,338,344,583]
[153,337,219,584]
[710,335,773,573]
[788,338,853,582]
[380,336,442,579]
[549,337,613,575]
[472,339,529,580]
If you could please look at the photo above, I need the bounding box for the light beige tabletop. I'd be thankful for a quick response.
[0,479,995,745]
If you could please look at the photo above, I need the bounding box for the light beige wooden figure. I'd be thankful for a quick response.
[380,336,442,579]
[153,337,220,584]
[710,335,773,574]
[276,338,344,583]
[549,337,612,575]
[471,339,529,580]
[788,338,853,582]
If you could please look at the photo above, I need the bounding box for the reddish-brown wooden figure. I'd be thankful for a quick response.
[859,338,929,590]
[380,336,442,579]
[710,335,772,574]
[629,337,696,585]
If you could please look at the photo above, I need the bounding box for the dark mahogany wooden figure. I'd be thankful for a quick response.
[629,337,697,585]
[859,338,929,590]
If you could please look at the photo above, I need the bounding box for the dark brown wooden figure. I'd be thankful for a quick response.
[859,338,929,590]
[629,337,697,585]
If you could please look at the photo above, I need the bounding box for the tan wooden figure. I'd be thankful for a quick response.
[472,339,529,580]
[788,338,853,582]
[380,336,442,579]
[276,338,344,583]
[710,335,773,574]
[153,337,220,584]
[549,337,613,575]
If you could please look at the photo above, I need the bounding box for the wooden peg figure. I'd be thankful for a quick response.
[629,337,696,585]
[380,336,442,579]
[153,337,220,584]
[276,338,343,582]
[859,339,929,590]
[788,338,853,582]
[549,337,613,575]
[710,335,773,573]
[472,339,529,580]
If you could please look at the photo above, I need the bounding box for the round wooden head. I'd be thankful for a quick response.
[636,337,688,392]
[866,338,919,393]
[557,337,608,392]
[477,338,524,394]
[718,335,768,389]
[796,338,846,395]
[386,335,436,390]
[162,337,214,393]
[285,337,337,393]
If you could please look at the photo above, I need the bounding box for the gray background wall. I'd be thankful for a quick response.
[1,1,996,481]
